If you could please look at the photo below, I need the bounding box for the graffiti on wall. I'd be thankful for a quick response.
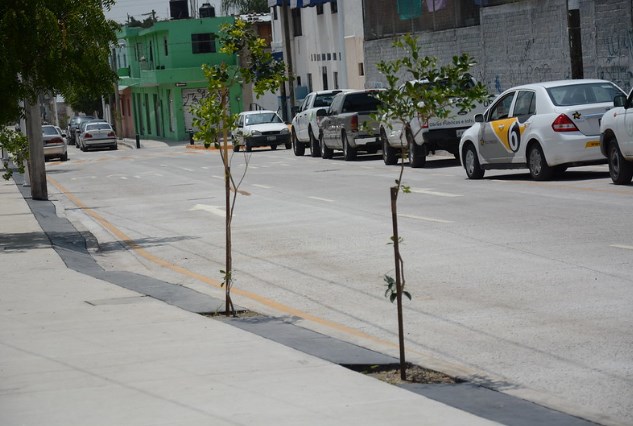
[599,30,633,92]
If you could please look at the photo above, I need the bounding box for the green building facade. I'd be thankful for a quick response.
[116,17,241,141]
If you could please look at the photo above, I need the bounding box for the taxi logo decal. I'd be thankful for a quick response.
[491,117,526,153]
[585,140,600,148]
[573,111,582,120]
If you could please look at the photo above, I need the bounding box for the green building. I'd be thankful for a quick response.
[115,16,241,141]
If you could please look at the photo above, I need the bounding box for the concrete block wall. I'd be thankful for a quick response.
[364,0,633,94]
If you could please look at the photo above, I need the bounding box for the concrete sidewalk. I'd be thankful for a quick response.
[0,177,502,425]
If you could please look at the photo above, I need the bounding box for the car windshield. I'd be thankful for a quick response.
[313,93,340,108]
[245,113,282,125]
[41,126,58,136]
[86,123,112,131]
[341,92,381,113]
[546,83,623,106]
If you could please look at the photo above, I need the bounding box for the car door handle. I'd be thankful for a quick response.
[498,125,505,130]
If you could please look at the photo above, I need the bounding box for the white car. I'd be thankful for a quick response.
[41,125,68,161]
[599,89,633,185]
[232,110,291,152]
[459,79,624,180]
[291,90,348,157]
[78,122,117,151]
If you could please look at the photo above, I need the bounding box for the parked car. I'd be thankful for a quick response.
[599,89,633,185]
[380,78,492,168]
[291,90,348,157]
[41,125,68,161]
[67,115,94,145]
[458,79,624,180]
[231,110,291,152]
[78,122,117,151]
[317,89,383,161]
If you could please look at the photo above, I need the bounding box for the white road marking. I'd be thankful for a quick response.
[309,196,334,203]
[212,175,224,180]
[201,166,210,169]
[610,244,633,251]
[398,214,453,223]
[409,188,463,197]
[190,204,226,217]
[180,167,194,172]
[253,184,272,189]
[120,177,128,180]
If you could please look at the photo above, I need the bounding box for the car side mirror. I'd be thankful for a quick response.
[614,94,627,108]
[474,113,484,123]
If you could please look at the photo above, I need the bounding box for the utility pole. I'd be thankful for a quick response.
[281,0,295,121]
[567,0,583,79]
[25,97,47,200]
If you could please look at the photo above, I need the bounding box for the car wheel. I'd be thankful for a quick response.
[528,144,553,181]
[245,142,252,152]
[80,143,86,152]
[381,129,398,165]
[270,144,277,151]
[342,133,357,161]
[292,129,305,156]
[608,140,633,185]
[407,130,426,168]
[309,128,321,157]
[320,134,333,159]
[61,152,68,161]
[463,143,484,179]
[111,144,117,150]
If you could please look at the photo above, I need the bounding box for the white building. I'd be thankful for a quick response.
[268,0,366,114]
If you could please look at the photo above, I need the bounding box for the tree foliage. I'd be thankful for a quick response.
[221,0,270,15]
[374,34,489,381]
[192,18,286,316]
[0,127,29,180]
[0,0,119,124]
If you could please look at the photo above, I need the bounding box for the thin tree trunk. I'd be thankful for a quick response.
[222,89,234,316]
[390,186,406,381]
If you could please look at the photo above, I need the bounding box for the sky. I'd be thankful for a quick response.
[104,0,224,24]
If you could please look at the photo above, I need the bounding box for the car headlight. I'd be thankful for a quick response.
[280,127,290,135]
[250,130,261,136]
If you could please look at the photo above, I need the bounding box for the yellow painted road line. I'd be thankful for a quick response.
[610,244,633,250]
[47,176,397,350]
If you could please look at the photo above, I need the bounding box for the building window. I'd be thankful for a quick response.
[358,62,364,76]
[322,66,328,90]
[331,1,337,13]
[317,4,323,14]
[273,6,278,20]
[333,72,339,89]
[327,53,331,60]
[296,76,302,86]
[192,33,216,54]
[164,37,169,56]
[291,8,302,36]
[307,73,313,92]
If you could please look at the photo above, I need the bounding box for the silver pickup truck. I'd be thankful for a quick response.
[291,90,347,157]
[317,90,383,161]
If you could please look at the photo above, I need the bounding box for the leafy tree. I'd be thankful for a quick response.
[0,0,119,199]
[0,127,28,180]
[373,34,489,380]
[192,18,286,316]
[221,0,270,15]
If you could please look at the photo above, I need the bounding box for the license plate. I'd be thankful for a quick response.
[267,136,276,141]
[456,129,465,137]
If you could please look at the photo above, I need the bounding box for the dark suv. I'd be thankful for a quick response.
[67,115,94,145]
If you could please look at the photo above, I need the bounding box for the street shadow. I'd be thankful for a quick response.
[484,169,610,182]
[97,235,198,252]
[0,231,51,252]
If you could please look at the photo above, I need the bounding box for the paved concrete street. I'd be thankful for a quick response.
[24,140,633,425]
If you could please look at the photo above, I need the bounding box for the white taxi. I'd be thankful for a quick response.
[459,79,624,180]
